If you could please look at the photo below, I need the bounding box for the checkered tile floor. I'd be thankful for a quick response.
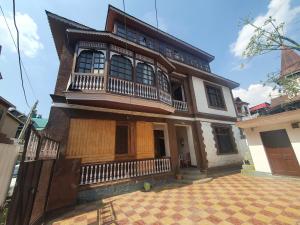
[47,174,300,225]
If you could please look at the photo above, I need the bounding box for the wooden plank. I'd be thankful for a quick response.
[66,119,116,163]
[135,122,154,159]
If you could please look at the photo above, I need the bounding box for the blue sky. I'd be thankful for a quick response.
[0,0,300,117]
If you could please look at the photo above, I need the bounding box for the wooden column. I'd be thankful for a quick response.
[166,120,179,173]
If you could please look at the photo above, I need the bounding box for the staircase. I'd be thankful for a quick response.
[177,168,212,184]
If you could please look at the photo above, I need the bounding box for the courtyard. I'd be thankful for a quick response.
[47,174,300,225]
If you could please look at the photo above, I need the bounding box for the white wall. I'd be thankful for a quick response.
[0,144,19,206]
[201,121,246,168]
[192,77,237,117]
[244,122,300,173]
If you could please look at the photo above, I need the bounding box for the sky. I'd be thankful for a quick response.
[0,0,300,117]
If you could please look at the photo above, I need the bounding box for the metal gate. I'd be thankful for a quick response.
[6,126,60,225]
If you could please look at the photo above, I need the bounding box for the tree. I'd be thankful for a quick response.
[242,16,300,99]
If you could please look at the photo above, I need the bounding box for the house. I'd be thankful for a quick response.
[44,5,246,191]
[0,96,23,142]
[234,97,250,120]
[249,102,270,116]
[237,48,300,177]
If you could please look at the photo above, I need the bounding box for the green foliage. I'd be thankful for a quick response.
[242,16,300,99]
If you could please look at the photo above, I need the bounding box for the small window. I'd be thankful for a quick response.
[157,70,169,92]
[110,55,133,81]
[136,63,155,86]
[205,83,226,109]
[115,124,129,155]
[75,50,105,74]
[212,125,237,154]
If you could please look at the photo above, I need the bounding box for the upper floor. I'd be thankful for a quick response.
[46,6,239,120]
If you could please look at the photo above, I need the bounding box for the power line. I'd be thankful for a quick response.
[12,0,30,107]
[0,5,38,100]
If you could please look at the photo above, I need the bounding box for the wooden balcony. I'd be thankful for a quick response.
[66,73,176,114]
[173,100,188,112]
[80,157,171,185]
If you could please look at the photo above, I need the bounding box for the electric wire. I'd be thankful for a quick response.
[0,5,38,101]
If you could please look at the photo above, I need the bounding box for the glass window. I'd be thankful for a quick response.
[136,63,155,86]
[205,84,225,109]
[75,50,105,74]
[158,70,169,92]
[213,125,236,154]
[110,55,133,81]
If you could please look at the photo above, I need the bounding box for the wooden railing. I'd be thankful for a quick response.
[70,73,105,91]
[159,90,172,105]
[80,157,171,185]
[135,83,157,100]
[108,76,135,96]
[173,100,188,111]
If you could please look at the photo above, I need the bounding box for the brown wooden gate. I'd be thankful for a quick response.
[260,129,300,177]
[6,127,60,225]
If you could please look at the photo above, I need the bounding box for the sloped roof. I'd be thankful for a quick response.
[32,117,48,131]
[281,48,300,77]
[249,103,270,112]
[0,96,15,108]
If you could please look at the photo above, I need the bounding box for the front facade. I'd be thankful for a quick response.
[45,6,245,186]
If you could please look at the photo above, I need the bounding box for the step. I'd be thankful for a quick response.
[180,168,202,175]
[182,174,207,180]
[177,177,213,185]
[242,164,255,170]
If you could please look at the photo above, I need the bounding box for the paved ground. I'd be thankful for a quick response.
[48,174,300,225]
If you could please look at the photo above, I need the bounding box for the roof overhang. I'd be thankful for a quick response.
[0,96,15,108]
[105,5,214,63]
[169,59,239,89]
[236,109,300,129]
[46,10,95,59]
[66,29,176,72]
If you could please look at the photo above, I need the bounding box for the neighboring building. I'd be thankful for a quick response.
[32,116,48,131]
[0,97,23,142]
[234,97,250,120]
[237,48,300,177]
[249,102,270,116]
[44,5,246,185]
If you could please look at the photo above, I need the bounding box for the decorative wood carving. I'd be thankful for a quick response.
[78,41,107,49]
[110,44,133,57]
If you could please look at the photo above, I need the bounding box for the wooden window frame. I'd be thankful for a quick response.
[211,123,238,155]
[136,62,155,86]
[115,121,135,159]
[110,55,133,81]
[204,81,227,111]
[75,50,105,74]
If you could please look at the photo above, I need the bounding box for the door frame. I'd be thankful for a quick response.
[153,123,171,157]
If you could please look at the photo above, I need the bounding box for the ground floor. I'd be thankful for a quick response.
[47,174,300,225]
[237,109,300,177]
[45,105,247,175]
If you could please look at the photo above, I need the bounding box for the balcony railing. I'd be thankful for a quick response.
[68,73,174,107]
[80,157,171,185]
[70,73,105,91]
[173,100,188,112]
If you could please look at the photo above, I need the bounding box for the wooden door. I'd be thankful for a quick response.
[260,129,300,176]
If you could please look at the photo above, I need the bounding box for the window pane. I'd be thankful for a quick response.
[214,126,235,154]
[110,55,133,81]
[206,85,225,108]
[136,63,155,86]
[75,50,105,74]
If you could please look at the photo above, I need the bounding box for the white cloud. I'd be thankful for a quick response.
[231,0,300,58]
[0,12,43,58]
[142,11,168,31]
[232,83,279,106]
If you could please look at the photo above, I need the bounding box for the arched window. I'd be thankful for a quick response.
[157,70,169,92]
[110,55,133,81]
[75,50,105,74]
[136,63,155,86]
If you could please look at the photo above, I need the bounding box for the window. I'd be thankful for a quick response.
[212,125,237,154]
[136,63,155,86]
[171,80,185,101]
[110,55,133,81]
[116,23,137,42]
[205,83,226,109]
[75,50,105,74]
[0,109,3,121]
[115,124,129,155]
[157,70,169,92]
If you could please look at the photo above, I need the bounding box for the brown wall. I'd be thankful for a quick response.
[136,121,155,159]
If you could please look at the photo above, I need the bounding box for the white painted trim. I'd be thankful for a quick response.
[52,102,236,124]
[172,71,187,78]
[135,60,155,70]
[110,51,134,64]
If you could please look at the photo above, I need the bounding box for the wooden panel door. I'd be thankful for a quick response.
[136,122,155,159]
[260,129,300,176]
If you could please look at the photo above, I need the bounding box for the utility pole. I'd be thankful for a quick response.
[18,100,38,142]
